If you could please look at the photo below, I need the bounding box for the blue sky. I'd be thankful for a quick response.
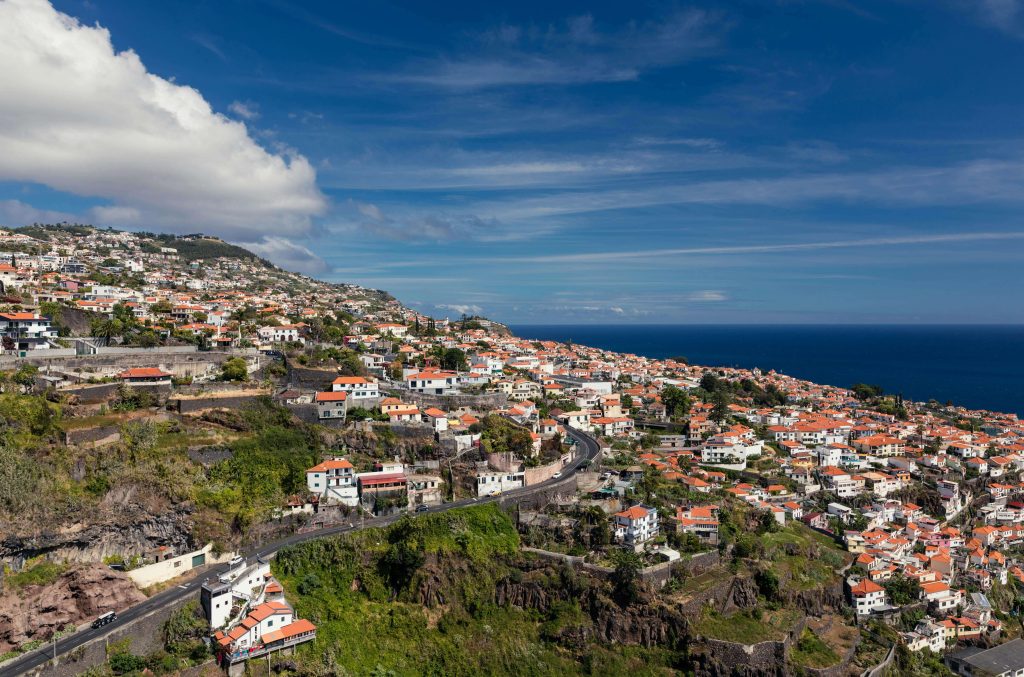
[1,0,1023,324]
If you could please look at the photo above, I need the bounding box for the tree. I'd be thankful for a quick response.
[883,574,922,606]
[700,372,722,393]
[220,357,248,382]
[851,383,884,401]
[660,385,691,418]
[710,390,731,423]
[609,549,644,606]
[150,299,173,315]
[13,364,38,393]
[439,347,467,371]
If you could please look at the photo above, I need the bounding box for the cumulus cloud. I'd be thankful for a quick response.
[435,303,483,316]
[0,199,77,225]
[238,236,329,275]
[0,0,326,241]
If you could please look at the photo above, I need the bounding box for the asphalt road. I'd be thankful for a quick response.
[0,428,601,677]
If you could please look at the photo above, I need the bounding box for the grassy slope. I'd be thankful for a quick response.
[272,505,678,676]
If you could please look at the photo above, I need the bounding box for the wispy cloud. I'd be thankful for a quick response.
[228,100,260,120]
[190,33,228,62]
[383,9,723,89]
[485,231,1024,264]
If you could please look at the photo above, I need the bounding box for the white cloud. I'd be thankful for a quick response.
[228,100,260,120]
[0,199,77,225]
[485,231,1024,264]
[238,236,329,275]
[435,303,483,316]
[0,0,326,241]
[688,290,728,302]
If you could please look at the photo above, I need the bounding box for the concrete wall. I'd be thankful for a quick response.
[25,596,195,677]
[23,350,239,380]
[127,544,234,588]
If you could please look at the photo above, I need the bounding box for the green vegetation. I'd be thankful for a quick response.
[789,629,840,668]
[478,414,533,457]
[3,558,68,589]
[274,504,682,676]
[155,236,262,263]
[698,607,802,644]
[218,356,248,381]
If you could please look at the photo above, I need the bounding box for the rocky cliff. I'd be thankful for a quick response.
[1,502,194,568]
[0,564,146,652]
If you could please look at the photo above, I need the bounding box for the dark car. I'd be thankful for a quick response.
[415,504,429,513]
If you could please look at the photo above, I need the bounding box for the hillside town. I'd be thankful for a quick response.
[0,224,1022,676]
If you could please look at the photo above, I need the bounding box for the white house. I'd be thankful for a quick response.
[476,470,525,497]
[405,370,460,395]
[0,312,57,351]
[306,458,358,505]
[257,324,304,344]
[849,579,887,616]
[613,505,659,548]
[330,376,380,402]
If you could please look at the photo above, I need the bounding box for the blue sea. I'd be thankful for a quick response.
[511,325,1024,417]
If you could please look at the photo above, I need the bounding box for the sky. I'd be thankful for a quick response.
[1,0,1023,324]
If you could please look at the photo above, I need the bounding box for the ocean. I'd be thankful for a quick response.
[511,324,1024,417]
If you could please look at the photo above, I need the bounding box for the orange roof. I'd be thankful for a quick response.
[615,506,650,520]
[315,391,348,402]
[0,312,39,320]
[850,579,884,596]
[307,459,353,472]
[118,367,171,379]
[332,376,369,385]
[261,618,316,644]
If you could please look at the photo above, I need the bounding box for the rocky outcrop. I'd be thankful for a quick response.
[0,564,146,652]
[0,503,195,568]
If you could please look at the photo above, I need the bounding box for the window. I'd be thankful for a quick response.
[174,561,181,568]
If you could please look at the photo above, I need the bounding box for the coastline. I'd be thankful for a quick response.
[511,323,1024,417]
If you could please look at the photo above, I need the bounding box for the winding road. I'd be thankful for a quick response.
[0,428,602,677]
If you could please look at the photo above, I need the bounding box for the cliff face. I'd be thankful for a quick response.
[1,503,195,568]
[0,564,146,652]
[493,576,689,648]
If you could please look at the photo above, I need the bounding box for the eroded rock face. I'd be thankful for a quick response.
[0,504,195,568]
[0,564,146,652]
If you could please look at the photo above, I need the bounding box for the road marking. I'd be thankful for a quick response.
[178,585,188,589]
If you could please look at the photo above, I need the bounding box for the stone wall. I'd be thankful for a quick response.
[57,382,119,404]
[21,350,238,380]
[174,393,268,414]
[286,364,337,391]
[696,614,806,671]
[388,388,508,411]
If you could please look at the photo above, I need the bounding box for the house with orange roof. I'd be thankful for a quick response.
[849,578,887,616]
[314,390,348,421]
[305,458,357,505]
[117,367,172,385]
[613,504,659,549]
[330,375,380,402]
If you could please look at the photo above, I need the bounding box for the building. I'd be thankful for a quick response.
[305,458,357,505]
[849,578,887,616]
[117,367,173,385]
[0,312,57,352]
[330,376,380,402]
[476,470,525,497]
[613,505,659,548]
[405,370,460,395]
[314,391,348,421]
[947,638,1024,677]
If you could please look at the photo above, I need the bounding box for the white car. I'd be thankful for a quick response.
[552,472,562,479]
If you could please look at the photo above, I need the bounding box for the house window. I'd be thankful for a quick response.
[175,561,181,568]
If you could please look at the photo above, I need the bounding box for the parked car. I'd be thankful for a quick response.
[228,556,244,569]
[92,611,116,629]
[415,504,429,513]
[552,472,562,479]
